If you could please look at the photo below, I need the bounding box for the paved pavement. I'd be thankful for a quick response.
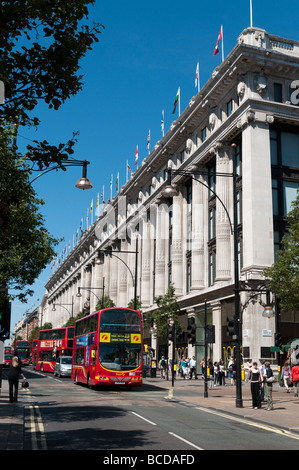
[0,372,299,450]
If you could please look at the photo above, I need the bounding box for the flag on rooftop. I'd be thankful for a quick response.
[195,62,200,91]
[135,145,138,166]
[213,25,224,61]
[147,130,150,154]
[161,109,165,137]
[172,87,180,115]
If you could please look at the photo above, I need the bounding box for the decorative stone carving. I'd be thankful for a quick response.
[209,112,217,131]
[255,75,268,95]
[237,81,246,101]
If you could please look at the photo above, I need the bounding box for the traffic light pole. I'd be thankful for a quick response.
[171,323,175,388]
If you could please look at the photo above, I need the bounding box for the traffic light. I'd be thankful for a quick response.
[206,325,215,343]
[167,326,174,342]
[176,327,184,342]
[226,316,235,337]
[0,297,11,341]
[187,317,196,345]
[275,333,282,347]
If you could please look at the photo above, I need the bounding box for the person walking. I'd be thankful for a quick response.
[291,363,299,397]
[213,361,219,386]
[259,360,266,402]
[281,362,292,393]
[218,359,226,386]
[263,362,274,410]
[7,356,26,403]
[228,358,236,386]
[189,356,197,379]
[159,356,167,379]
[247,361,263,409]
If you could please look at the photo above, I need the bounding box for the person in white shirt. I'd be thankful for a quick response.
[189,356,197,379]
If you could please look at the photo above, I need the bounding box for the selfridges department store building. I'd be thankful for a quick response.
[43,28,299,365]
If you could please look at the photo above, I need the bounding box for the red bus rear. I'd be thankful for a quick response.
[72,308,143,389]
[35,327,74,373]
[15,340,31,365]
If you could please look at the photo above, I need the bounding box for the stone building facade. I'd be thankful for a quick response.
[41,28,299,366]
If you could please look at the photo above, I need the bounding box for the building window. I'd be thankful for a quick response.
[168,209,172,287]
[274,83,283,103]
[227,99,233,116]
[209,250,216,286]
[270,125,299,245]
[186,257,191,293]
[202,127,207,142]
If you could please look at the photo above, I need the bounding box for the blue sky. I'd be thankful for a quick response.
[10,0,299,334]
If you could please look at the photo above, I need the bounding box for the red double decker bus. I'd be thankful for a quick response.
[35,327,74,373]
[15,340,31,365]
[72,308,143,389]
[31,339,38,366]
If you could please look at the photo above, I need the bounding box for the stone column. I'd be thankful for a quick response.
[141,221,151,307]
[211,301,222,361]
[191,169,206,290]
[242,118,274,272]
[171,190,184,295]
[214,143,232,281]
[154,202,168,296]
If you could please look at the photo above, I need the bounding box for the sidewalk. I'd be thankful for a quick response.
[0,378,28,450]
[144,373,299,435]
[0,374,299,450]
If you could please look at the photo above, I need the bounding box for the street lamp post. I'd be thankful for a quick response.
[30,158,93,190]
[161,143,243,407]
[96,239,139,310]
[76,278,105,309]
[52,297,74,318]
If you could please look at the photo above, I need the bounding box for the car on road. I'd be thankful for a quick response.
[53,356,72,377]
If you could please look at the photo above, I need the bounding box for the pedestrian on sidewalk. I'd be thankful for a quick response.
[199,358,205,379]
[281,361,292,393]
[291,363,299,397]
[189,356,197,379]
[263,362,274,410]
[247,361,263,409]
[259,360,266,402]
[218,359,226,386]
[228,358,236,386]
[213,361,219,386]
[159,356,167,379]
[7,356,26,403]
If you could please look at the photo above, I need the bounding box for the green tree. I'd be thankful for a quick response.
[63,311,85,327]
[95,296,115,311]
[0,0,103,170]
[0,130,59,301]
[265,191,299,312]
[127,296,142,312]
[0,2,104,302]
[146,284,181,339]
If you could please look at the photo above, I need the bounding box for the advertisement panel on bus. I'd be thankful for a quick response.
[72,308,143,389]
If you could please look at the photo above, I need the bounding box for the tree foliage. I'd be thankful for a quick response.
[0,129,59,301]
[146,284,181,339]
[0,0,104,170]
[265,191,299,312]
[0,2,104,302]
